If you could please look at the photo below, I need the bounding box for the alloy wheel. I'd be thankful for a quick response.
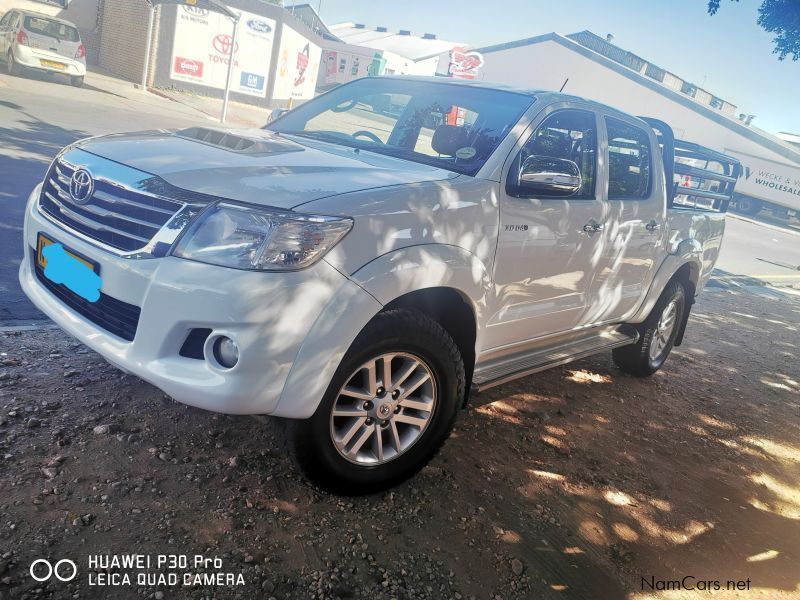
[329,352,437,465]
[649,298,678,361]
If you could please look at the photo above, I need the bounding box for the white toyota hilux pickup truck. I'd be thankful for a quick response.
[20,77,740,493]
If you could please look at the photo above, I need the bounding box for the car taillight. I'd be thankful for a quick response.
[16,30,28,46]
[75,43,85,59]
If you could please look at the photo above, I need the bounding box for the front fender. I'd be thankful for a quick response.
[352,244,492,342]
[274,245,492,419]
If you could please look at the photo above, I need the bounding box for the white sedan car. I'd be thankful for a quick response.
[0,9,86,87]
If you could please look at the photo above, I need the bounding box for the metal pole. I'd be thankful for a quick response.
[140,5,155,89]
[221,16,240,123]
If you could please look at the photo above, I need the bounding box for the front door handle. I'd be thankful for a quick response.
[583,220,604,233]
[646,220,661,232]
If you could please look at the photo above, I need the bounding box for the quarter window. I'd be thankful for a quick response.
[606,118,652,199]
[511,109,597,199]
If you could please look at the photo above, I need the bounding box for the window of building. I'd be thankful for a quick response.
[645,64,665,82]
[710,97,724,109]
[681,82,697,97]
[606,117,652,199]
[510,109,597,199]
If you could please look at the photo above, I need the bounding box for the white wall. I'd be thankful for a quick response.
[478,39,800,167]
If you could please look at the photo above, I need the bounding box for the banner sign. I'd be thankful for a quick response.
[448,47,484,80]
[170,4,275,98]
[273,25,321,100]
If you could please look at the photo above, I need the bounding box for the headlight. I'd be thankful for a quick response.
[172,202,353,271]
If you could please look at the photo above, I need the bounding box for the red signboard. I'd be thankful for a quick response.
[173,56,204,77]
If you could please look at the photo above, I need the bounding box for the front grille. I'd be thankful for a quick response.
[39,159,184,252]
[33,252,141,341]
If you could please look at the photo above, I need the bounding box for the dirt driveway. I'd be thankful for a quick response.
[1,284,798,600]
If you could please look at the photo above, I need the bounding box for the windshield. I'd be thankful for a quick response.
[23,16,80,43]
[267,78,533,176]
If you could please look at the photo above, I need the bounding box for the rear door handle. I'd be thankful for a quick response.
[583,221,604,233]
[646,220,661,232]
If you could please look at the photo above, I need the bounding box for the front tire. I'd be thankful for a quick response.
[286,309,464,495]
[613,280,686,377]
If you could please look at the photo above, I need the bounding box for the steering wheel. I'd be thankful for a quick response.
[351,130,383,144]
[331,99,358,113]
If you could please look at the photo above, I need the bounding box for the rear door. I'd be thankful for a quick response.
[581,115,666,325]
[485,104,607,349]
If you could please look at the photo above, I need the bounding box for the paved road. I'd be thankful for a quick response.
[717,215,800,287]
[1,70,798,324]
[0,69,211,324]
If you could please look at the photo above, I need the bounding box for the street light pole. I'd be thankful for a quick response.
[221,15,240,124]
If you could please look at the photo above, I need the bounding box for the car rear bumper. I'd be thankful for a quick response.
[13,44,86,76]
[19,184,352,415]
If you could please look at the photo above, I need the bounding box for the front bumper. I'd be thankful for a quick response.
[19,185,351,415]
[14,44,86,76]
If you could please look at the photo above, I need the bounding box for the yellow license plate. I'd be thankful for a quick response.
[40,59,66,70]
[37,233,98,273]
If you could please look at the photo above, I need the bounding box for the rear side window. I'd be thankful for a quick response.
[606,117,652,199]
[23,16,79,42]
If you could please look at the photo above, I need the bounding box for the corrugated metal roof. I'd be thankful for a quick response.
[329,22,462,61]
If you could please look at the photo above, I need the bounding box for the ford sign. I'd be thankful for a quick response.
[247,18,272,34]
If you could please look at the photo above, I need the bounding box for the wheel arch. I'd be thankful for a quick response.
[384,287,477,407]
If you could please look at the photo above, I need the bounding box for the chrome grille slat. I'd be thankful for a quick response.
[91,189,177,216]
[40,156,186,252]
[49,179,164,229]
[43,190,151,243]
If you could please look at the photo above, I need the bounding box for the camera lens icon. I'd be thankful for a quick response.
[30,559,78,582]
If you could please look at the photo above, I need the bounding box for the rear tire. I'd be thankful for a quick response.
[735,196,761,216]
[7,51,21,76]
[285,309,464,495]
[613,280,686,377]
[70,75,84,88]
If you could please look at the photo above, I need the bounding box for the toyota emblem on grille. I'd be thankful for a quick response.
[69,169,94,204]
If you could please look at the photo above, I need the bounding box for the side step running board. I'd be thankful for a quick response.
[471,325,639,393]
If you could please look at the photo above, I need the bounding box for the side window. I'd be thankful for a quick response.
[606,117,652,199]
[510,109,597,199]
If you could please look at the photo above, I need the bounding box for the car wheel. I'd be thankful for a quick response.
[7,51,21,76]
[70,75,84,88]
[613,279,686,377]
[735,196,761,216]
[285,309,464,495]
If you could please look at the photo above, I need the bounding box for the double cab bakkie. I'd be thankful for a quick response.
[20,77,740,493]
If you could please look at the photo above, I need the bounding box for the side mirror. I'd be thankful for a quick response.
[267,107,289,125]
[517,155,582,196]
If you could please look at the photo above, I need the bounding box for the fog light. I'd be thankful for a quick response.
[213,336,239,369]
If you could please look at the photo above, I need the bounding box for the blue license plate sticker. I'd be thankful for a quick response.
[41,242,103,303]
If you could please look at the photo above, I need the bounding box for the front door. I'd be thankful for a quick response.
[484,106,608,350]
[581,115,666,325]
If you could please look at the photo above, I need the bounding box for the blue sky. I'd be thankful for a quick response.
[310,0,799,134]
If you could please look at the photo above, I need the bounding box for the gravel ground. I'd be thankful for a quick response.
[0,286,798,600]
